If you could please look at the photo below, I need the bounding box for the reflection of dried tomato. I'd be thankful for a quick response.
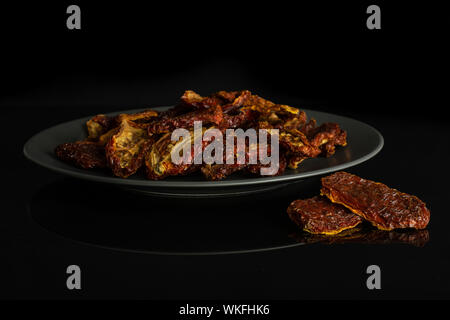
[289,228,430,247]
[287,196,363,235]
[55,141,106,169]
[105,120,151,178]
[321,172,431,230]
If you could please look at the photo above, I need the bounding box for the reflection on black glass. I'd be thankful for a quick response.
[28,178,314,254]
[29,178,428,254]
[289,226,429,247]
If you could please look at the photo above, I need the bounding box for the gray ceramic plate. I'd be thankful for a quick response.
[24,107,383,195]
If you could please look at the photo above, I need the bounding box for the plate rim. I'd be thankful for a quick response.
[23,107,384,188]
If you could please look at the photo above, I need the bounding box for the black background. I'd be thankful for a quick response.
[2,1,449,301]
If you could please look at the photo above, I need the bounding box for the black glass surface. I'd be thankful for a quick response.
[29,178,429,255]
